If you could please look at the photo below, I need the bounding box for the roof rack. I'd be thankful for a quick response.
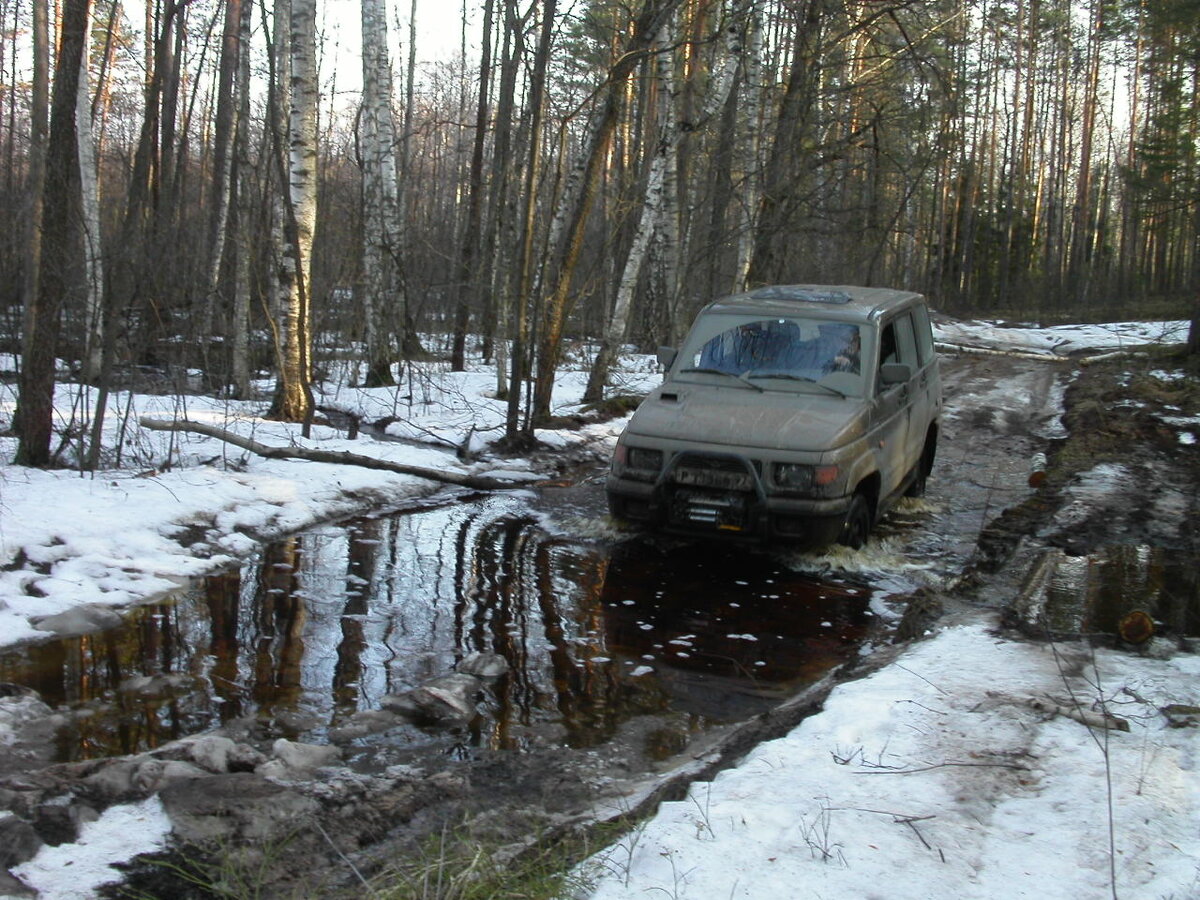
[746,286,852,304]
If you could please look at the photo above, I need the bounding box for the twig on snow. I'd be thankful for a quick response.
[855,760,1031,775]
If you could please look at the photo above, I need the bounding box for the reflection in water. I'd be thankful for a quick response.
[0,495,876,763]
[7,599,218,761]
[601,542,872,718]
[1044,545,1200,637]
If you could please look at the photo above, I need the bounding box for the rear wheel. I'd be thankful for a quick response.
[838,494,872,549]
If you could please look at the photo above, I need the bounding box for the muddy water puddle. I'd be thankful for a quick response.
[0,492,887,767]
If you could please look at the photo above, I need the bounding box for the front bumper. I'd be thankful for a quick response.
[606,459,851,546]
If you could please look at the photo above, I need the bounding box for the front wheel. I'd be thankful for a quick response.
[606,494,631,528]
[905,433,937,498]
[837,494,872,549]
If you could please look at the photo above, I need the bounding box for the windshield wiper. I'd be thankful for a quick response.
[744,371,847,398]
[680,367,765,392]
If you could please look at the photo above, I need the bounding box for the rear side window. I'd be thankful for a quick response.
[911,303,935,365]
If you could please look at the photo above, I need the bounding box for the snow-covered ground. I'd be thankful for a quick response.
[0,353,658,650]
[0,318,1196,899]
[580,625,1200,899]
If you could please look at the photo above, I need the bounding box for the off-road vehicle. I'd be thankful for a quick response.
[606,285,941,547]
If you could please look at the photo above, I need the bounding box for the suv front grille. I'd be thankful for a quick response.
[670,489,748,528]
[666,455,759,531]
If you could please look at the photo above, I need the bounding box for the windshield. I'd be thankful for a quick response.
[676,314,867,397]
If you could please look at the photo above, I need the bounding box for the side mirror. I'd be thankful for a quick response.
[878,363,912,386]
[656,346,678,369]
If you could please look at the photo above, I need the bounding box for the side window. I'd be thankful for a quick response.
[878,314,916,392]
[911,303,934,366]
[892,313,917,366]
[879,322,898,366]
[879,316,917,367]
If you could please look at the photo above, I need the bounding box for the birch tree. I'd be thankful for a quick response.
[583,2,744,403]
[263,0,291,389]
[358,0,404,386]
[583,19,677,405]
[730,3,763,293]
[268,0,318,422]
[77,51,105,383]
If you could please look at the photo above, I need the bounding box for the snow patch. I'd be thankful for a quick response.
[11,797,172,898]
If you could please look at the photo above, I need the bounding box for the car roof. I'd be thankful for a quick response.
[700,284,924,323]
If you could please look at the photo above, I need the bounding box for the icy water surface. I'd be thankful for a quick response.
[1,491,887,764]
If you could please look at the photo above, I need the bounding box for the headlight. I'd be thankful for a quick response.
[614,444,663,482]
[774,463,813,489]
[628,447,663,472]
[774,463,839,493]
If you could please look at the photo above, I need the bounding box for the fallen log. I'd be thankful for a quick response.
[1078,349,1149,366]
[138,417,525,491]
[933,341,1070,362]
[1028,696,1131,733]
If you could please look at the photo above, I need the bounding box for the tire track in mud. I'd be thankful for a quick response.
[900,352,1072,575]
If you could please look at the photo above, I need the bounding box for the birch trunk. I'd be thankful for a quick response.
[77,51,105,383]
[265,0,291,365]
[731,3,763,293]
[655,128,682,344]
[583,20,675,403]
[359,0,404,386]
[269,0,317,422]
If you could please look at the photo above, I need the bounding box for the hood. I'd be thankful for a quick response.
[626,383,867,454]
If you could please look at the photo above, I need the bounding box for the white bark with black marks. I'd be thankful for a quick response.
[359,0,405,385]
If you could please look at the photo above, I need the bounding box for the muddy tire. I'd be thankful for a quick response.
[905,432,937,498]
[838,494,872,549]
[606,494,631,528]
